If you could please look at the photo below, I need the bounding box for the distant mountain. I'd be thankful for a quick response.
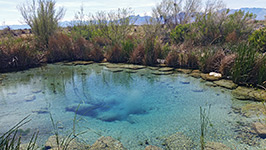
[1,8,265,30]
[229,8,266,20]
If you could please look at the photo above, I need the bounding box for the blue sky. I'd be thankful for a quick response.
[0,0,266,25]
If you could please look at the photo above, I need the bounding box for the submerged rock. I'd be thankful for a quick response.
[64,61,94,66]
[98,62,110,66]
[125,70,138,73]
[20,143,39,150]
[152,71,173,75]
[164,132,194,150]
[205,142,232,150]
[106,68,124,73]
[176,69,192,74]
[232,86,266,101]
[213,80,238,89]
[253,122,266,138]
[120,64,146,70]
[148,67,160,70]
[158,67,174,72]
[105,64,122,68]
[145,145,163,150]
[24,95,36,102]
[65,103,98,117]
[232,86,254,100]
[45,135,86,150]
[90,136,127,150]
[241,103,266,117]
[192,89,205,93]
[190,72,202,78]
[32,89,42,94]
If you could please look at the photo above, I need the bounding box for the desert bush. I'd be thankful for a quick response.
[121,37,136,60]
[250,55,266,86]
[165,51,199,68]
[129,44,145,65]
[186,53,199,69]
[18,0,65,49]
[89,43,104,62]
[219,54,236,77]
[106,44,126,63]
[190,9,255,46]
[73,37,91,60]
[199,49,225,73]
[0,37,41,72]
[143,37,158,66]
[170,24,190,44]
[249,27,266,53]
[165,50,180,67]
[223,10,256,42]
[47,33,73,62]
[232,43,256,84]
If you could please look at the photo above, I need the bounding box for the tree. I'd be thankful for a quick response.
[18,0,65,49]
[152,0,202,28]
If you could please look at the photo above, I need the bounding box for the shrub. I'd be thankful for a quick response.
[73,37,91,60]
[0,37,41,72]
[186,53,199,69]
[106,44,126,63]
[200,49,225,73]
[165,50,180,67]
[143,37,158,66]
[47,33,73,62]
[129,44,145,65]
[249,27,266,53]
[232,43,256,84]
[250,55,266,86]
[121,37,135,60]
[89,43,104,62]
[170,24,190,44]
[18,0,65,49]
[219,54,236,77]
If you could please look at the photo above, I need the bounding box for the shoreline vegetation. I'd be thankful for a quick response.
[1,0,266,149]
[0,0,265,89]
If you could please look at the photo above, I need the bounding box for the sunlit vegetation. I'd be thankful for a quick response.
[0,0,265,89]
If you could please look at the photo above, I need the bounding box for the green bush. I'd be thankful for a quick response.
[249,27,266,53]
[232,43,256,84]
[170,24,190,44]
[18,0,65,49]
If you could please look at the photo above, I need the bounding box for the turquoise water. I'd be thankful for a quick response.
[0,63,263,149]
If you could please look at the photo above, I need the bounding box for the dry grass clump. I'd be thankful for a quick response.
[89,43,104,62]
[129,44,145,65]
[219,54,236,76]
[47,33,73,62]
[106,44,126,63]
[0,37,42,72]
[165,50,180,67]
[73,37,91,60]
[200,50,225,73]
[166,51,199,69]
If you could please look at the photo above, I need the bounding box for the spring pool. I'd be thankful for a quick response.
[0,63,264,149]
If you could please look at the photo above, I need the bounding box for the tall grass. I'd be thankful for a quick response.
[200,105,212,150]
[0,115,38,150]
[232,43,256,84]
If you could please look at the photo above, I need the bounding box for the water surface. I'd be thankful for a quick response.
[0,63,263,149]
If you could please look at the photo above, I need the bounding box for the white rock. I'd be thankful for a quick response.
[209,72,222,77]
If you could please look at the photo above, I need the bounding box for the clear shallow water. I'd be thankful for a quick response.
[0,63,263,149]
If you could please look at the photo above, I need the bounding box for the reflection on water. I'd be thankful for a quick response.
[0,63,263,149]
